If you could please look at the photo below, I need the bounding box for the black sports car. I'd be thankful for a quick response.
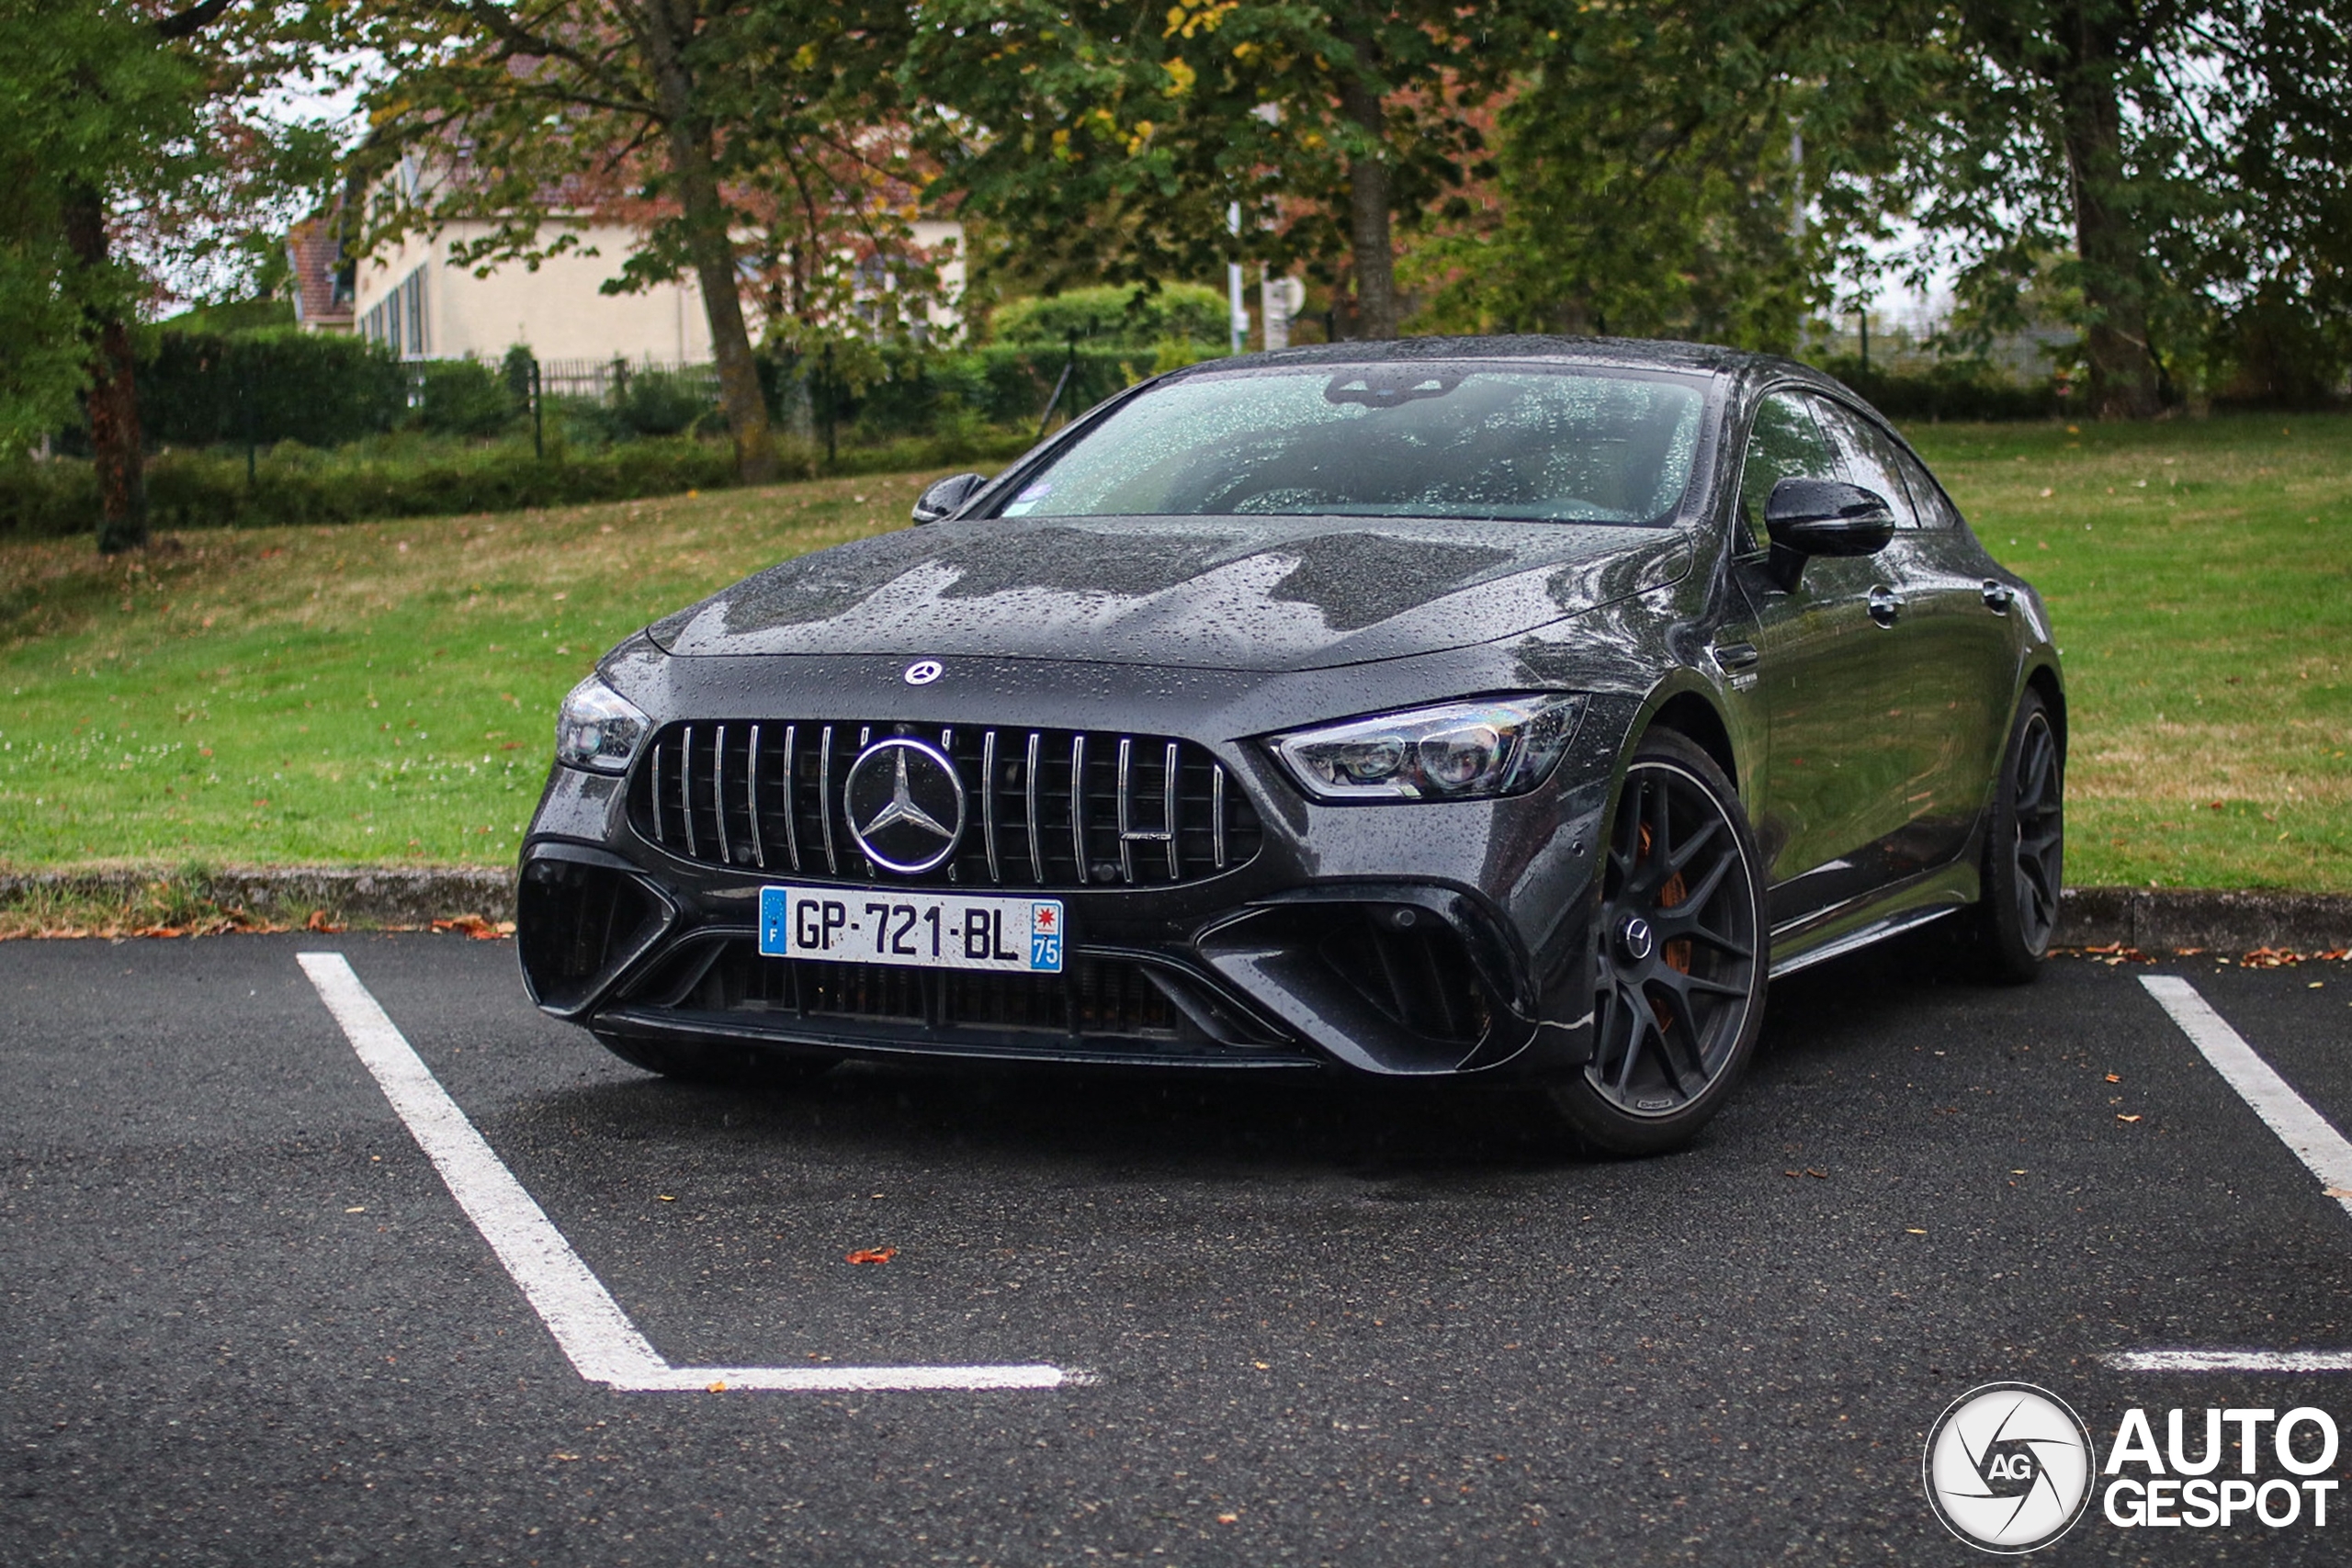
[516,337,2063,1154]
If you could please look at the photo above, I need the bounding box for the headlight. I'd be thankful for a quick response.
[555,675,650,773]
[1271,694,1586,802]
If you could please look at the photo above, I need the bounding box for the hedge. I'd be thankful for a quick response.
[0,425,1041,541]
[141,330,411,447]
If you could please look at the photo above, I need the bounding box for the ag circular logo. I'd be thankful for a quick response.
[1924,1382,2095,1553]
[842,738,966,874]
[902,659,943,686]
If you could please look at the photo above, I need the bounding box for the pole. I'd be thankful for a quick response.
[821,342,836,467]
[241,360,255,493]
[1227,201,1248,355]
[530,357,544,460]
[1858,309,1870,373]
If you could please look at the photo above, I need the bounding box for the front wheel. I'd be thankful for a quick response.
[1545,729,1768,1156]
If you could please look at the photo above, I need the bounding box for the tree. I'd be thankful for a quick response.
[911,1,1522,340]
[1405,2,1923,351]
[1902,0,2352,415]
[342,1,942,481]
[2,0,291,551]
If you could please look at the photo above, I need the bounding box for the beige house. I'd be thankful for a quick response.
[353,221,718,365]
[349,192,966,366]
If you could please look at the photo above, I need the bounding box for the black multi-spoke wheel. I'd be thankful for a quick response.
[1547,730,1767,1156]
[1963,690,2064,981]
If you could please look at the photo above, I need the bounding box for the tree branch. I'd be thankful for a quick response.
[154,0,239,41]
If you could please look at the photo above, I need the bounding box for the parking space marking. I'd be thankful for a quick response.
[298,952,1072,1393]
[2140,976,2352,1218]
[2105,976,2352,1376]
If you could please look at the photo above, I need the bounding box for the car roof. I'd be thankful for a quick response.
[1179,333,1809,381]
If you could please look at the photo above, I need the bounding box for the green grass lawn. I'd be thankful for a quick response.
[1,412,2346,892]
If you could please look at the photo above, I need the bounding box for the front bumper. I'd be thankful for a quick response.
[516,686,1634,1081]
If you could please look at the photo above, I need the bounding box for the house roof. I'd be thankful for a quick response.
[285,219,353,329]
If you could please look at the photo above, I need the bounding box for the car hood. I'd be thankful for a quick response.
[647,515,1691,672]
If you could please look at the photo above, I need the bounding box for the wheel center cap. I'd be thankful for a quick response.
[1616,915,1657,964]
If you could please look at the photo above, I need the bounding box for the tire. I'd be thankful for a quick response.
[591,1030,840,1088]
[1545,728,1769,1156]
[1962,688,2064,983]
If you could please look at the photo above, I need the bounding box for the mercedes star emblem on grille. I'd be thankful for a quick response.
[842,738,967,873]
[903,659,943,685]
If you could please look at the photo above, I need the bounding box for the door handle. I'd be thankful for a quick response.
[1867,585,1904,627]
[1981,579,2015,613]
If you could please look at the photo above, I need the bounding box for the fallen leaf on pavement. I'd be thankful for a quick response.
[845,1247,897,1265]
[2118,1113,2143,1123]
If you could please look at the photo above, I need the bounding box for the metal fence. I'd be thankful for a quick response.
[534,356,719,402]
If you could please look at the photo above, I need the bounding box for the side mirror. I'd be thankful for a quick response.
[1763,478,1896,586]
[911,471,989,525]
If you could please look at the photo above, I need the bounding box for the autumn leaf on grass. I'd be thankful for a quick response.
[845,1247,897,1265]
[306,909,345,933]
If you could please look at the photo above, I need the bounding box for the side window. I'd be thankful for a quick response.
[1736,390,1837,553]
[1891,446,1963,531]
[1814,400,1922,530]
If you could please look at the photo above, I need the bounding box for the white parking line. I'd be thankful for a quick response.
[2140,975,2352,1220]
[298,952,1073,1393]
[2106,975,2352,1375]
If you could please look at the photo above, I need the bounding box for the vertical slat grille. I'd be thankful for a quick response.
[634,722,1261,888]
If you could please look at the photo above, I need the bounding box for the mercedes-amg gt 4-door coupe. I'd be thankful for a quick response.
[516,337,2063,1154]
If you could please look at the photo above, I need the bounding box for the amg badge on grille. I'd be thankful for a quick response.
[842,738,967,873]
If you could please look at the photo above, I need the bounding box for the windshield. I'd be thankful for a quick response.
[995,363,1709,525]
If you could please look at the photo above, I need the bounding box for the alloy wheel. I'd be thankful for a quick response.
[2009,711,2064,953]
[1587,759,1761,1117]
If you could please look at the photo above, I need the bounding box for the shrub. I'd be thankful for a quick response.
[0,437,752,539]
[141,330,409,447]
[990,282,1227,349]
[616,367,718,437]
[412,358,519,436]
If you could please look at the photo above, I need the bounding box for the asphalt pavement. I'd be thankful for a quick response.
[6,930,2350,1564]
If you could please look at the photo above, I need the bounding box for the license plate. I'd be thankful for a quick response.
[758,886,1066,974]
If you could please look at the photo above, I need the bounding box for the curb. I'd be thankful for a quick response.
[0,866,516,928]
[2053,886,2352,954]
[3,868,2347,951]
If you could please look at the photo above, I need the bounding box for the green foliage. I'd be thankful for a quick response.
[616,368,718,439]
[159,298,298,336]
[413,358,518,438]
[141,330,411,448]
[989,284,1227,349]
[1408,1,1918,351]
[0,0,202,447]
[910,1,1521,317]
[0,437,745,538]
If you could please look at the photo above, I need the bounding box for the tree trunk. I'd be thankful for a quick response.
[62,186,148,553]
[2054,5,2159,419]
[1337,45,1399,341]
[637,1,778,481]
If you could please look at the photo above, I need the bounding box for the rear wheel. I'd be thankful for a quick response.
[592,1031,840,1088]
[1962,689,2064,982]
[1546,730,1768,1156]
